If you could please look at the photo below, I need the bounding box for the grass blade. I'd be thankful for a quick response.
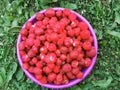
[107,31,120,38]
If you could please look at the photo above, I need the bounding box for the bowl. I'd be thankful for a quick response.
[17,7,98,89]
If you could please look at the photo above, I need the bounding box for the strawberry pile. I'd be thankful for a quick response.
[18,8,96,85]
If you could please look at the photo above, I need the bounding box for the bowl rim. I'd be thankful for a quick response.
[17,7,98,89]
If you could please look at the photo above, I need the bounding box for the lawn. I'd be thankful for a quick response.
[0,0,120,90]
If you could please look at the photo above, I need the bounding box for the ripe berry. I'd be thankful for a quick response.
[46,34,52,42]
[62,64,72,72]
[35,21,43,27]
[36,62,43,68]
[58,33,66,40]
[77,36,82,40]
[55,49,61,57]
[28,66,34,73]
[56,73,63,82]
[27,49,36,58]
[88,36,94,42]
[50,33,58,42]
[29,27,35,34]
[74,46,82,53]
[69,13,77,21]
[46,53,57,63]
[43,66,52,74]
[47,63,55,69]
[29,60,34,66]
[19,51,26,56]
[78,53,84,61]
[60,18,70,26]
[62,75,69,84]
[39,35,46,41]
[20,28,28,36]
[22,54,30,62]
[31,57,38,64]
[31,45,38,53]
[40,46,48,54]
[59,21,66,30]
[45,8,55,17]
[48,43,57,52]
[73,39,80,47]
[86,47,96,57]
[35,74,43,80]
[36,13,44,20]
[22,36,27,41]
[49,17,57,24]
[66,72,75,79]
[56,10,62,17]
[33,67,42,75]
[71,20,79,28]
[28,34,35,39]
[18,41,25,50]
[54,80,61,85]
[53,23,63,33]
[40,76,47,84]
[57,39,64,46]
[72,68,79,75]
[66,25,72,31]
[71,60,79,68]
[34,39,40,47]
[78,22,88,30]
[48,73,56,82]
[56,58,62,65]
[44,41,50,48]
[60,68,64,74]
[59,46,68,54]
[63,8,70,16]
[64,37,73,47]
[67,29,74,37]
[83,41,92,50]
[79,59,85,66]
[74,27,80,36]
[68,46,73,52]
[60,54,67,61]
[25,21,32,29]
[70,50,79,59]
[84,58,92,67]
[80,30,90,40]
[76,71,83,79]
[35,27,44,35]
[42,17,49,25]
[26,38,34,47]
[53,66,60,73]
[66,54,71,63]
[22,63,29,70]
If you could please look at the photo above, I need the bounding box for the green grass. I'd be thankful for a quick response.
[0,0,120,90]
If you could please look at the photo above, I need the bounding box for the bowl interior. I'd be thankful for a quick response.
[17,7,98,89]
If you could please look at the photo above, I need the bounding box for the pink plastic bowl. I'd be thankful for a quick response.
[17,7,98,89]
